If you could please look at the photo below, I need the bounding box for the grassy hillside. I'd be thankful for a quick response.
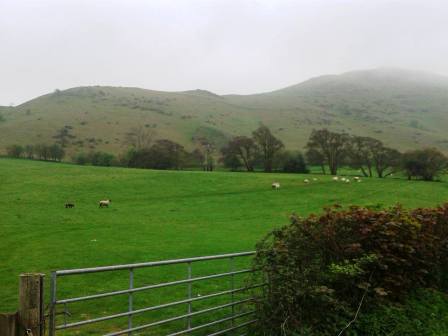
[2,68,448,157]
[2,158,448,334]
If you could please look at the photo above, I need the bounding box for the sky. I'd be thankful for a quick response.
[1,0,448,105]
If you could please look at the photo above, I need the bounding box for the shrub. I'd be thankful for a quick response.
[402,148,448,181]
[252,204,448,335]
[282,152,309,173]
[88,151,116,167]
[73,152,88,165]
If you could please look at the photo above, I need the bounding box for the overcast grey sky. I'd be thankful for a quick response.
[1,0,448,105]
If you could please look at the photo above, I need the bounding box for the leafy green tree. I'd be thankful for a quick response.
[348,136,400,178]
[370,143,401,178]
[282,152,309,173]
[348,136,378,177]
[252,125,284,172]
[48,144,65,161]
[220,152,242,171]
[221,136,258,172]
[402,148,447,181]
[34,144,50,160]
[74,152,88,165]
[306,129,350,175]
[305,148,326,174]
[127,139,188,170]
[87,151,116,166]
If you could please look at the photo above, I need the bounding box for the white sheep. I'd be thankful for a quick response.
[99,199,112,208]
[312,178,318,181]
[272,182,280,189]
[304,179,310,184]
[332,176,339,181]
[345,179,351,183]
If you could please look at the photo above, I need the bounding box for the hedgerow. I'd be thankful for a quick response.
[252,204,448,335]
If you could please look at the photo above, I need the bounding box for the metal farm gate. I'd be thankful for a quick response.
[48,251,263,336]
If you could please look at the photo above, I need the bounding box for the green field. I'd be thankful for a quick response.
[2,158,448,334]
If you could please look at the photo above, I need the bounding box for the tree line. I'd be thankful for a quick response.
[4,126,448,180]
[5,143,65,162]
[305,129,448,181]
[220,125,308,173]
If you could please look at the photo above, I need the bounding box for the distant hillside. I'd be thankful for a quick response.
[2,68,448,157]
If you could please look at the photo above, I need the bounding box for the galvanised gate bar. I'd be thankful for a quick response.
[48,251,263,335]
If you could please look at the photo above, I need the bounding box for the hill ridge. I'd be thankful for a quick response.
[2,68,448,156]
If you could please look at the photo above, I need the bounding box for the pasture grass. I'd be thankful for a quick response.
[1,158,448,334]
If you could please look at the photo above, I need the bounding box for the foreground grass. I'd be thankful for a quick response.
[1,158,448,334]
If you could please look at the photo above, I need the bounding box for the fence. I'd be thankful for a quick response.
[48,251,262,335]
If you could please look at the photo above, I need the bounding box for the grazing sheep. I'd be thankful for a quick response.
[304,179,310,184]
[65,203,75,208]
[272,182,280,189]
[99,199,112,208]
[353,176,360,181]
[357,179,362,183]
[345,179,351,183]
[312,178,318,181]
[341,177,347,182]
[332,176,339,181]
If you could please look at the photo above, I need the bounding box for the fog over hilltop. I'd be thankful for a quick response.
[1,0,448,105]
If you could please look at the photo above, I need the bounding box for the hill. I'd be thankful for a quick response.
[2,68,448,157]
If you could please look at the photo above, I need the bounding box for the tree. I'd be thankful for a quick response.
[306,129,350,175]
[305,148,326,174]
[348,136,378,177]
[220,152,242,171]
[252,125,284,172]
[402,148,447,181]
[6,144,24,158]
[88,151,116,166]
[221,136,258,172]
[151,139,186,170]
[125,126,156,150]
[24,145,34,159]
[127,139,188,170]
[348,136,400,178]
[48,144,65,161]
[190,148,206,169]
[370,143,401,178]
[196,142,215,171]
[53,126,75,147]
[74,152,88,165]
[282,152,309,173]
[34,144,50,160]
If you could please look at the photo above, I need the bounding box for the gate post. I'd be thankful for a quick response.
[0,312,18,336]
[18,273,45,336]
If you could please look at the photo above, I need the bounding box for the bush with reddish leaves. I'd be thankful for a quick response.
[252,204,448,335]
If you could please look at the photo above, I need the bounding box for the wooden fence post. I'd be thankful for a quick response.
[18,273,45,336]
[0,312,18,336]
